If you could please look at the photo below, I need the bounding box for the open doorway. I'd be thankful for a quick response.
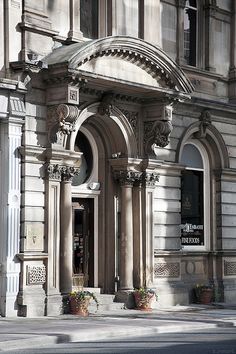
[72,198,94,287]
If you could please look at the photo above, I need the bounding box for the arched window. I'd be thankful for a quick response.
[180,140,210,250]
[184,0,197,66]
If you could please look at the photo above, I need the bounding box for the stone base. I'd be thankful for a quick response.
[17,289,46,317]
[46,294,63,316]
[152,281,189,308]
[114,290,135,309]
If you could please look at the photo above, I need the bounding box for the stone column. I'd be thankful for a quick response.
[133,178,143,289]
[143,172,159,287]
[60,166,79,294]
[114,170,138,291]
[229,1,236,102]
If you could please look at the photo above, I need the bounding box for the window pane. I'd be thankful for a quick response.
[80,0,98,39]
[180,144,203,169]
[181,170,204,246]
[184,1,197,66]
[72,132,93,186]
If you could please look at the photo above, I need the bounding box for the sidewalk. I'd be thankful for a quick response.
[0,304,236,352]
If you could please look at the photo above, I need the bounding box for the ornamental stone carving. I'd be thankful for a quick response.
[47,104,80,143]
[194,110,212,139]
[113,170,142,187]
[154,262,180,278]
[98,93,114,116]
[143,172,160,188]
[27,265,46,285]
[144,105,173,156]
[46,164,80,181]
[224,261,236,276]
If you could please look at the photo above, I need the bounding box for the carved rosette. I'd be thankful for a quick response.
[47,104,80,143]
[144,105,173,156]
[113,170,142,187]
[46,164,80,182]
[143,172,160,188]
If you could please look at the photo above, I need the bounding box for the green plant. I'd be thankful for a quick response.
[133,287,158,308]
[67,290,99,311]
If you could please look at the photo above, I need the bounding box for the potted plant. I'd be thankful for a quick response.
[194,284,214,304]
[133,287,158,311]
[67,290,99,316]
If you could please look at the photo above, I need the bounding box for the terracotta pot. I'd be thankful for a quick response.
[69,297,90,316]
[199,288,213,304]
[134,292,154,311]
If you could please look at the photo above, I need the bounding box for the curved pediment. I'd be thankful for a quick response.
[45,36,194,95]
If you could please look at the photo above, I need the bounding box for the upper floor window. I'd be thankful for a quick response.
[80,0,98,39]
[184,0,197,66]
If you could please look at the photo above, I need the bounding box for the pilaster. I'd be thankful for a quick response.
[67,0,83,42]
[205,4,217,72]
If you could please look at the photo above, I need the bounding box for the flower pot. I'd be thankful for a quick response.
[199,288,213,304]
[134,292,155,311]
[69,297,90,316]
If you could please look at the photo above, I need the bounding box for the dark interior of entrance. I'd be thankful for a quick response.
[72,198,94,287]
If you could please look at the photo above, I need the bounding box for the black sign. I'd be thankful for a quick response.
[181,223,204,245]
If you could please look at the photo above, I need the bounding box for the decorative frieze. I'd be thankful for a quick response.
[27,265,46,285]
[224,261,236,276]
[154,262,180,278]
[47,104,80,143]
[46,164,80,181]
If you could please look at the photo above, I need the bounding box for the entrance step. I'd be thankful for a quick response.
[88,294,125,312]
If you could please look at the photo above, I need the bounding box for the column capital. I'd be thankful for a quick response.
[143,172,160,188]
[46,163,80,181]
[113,170,142,187]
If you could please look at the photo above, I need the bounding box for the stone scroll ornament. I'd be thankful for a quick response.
[47,104,79,143]
[144,105,173,157]
[46,164,80,181]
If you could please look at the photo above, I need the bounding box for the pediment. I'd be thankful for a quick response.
[45,36,194,96]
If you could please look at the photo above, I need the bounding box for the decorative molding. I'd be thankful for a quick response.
[154,262,180,278]
[224,261,236,276]
[27,265,46,285]
[47,104,80,143]
[113,170,142,187]
[46,164,80,181]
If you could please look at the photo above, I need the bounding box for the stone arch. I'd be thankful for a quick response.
[67,101,138,158]
[176,116,229,169]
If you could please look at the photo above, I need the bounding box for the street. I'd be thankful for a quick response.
[4,327,236,354]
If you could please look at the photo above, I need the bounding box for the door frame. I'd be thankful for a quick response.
[72,193,99,288]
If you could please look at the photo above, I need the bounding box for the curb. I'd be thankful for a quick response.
[0,320,235,352]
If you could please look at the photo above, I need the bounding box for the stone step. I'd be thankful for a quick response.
[87,293,125,312]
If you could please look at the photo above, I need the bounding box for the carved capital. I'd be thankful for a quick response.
[47,104,79,143]
[113,170,142,187]
[143,172,160,188]
[46,163,80,181]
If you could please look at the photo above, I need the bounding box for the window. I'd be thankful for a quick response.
[184,0,197,66]
[80,0,98,39]
[180,142,210,250]
[72,131,93,186]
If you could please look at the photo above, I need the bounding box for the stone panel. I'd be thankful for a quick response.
[153,212,180,225]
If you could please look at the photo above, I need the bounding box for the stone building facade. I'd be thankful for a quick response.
[0,0,236,317]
